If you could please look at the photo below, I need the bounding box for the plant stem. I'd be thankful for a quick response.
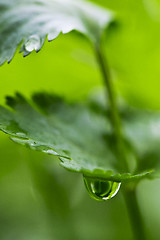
[95,43,121,141]
[94,41,146,240]
[123,187,146,240]
[94,42,128,171]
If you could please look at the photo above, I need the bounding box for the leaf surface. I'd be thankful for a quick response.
[0,0,113,65]
[0,93,153,182]
[122,107,160,174]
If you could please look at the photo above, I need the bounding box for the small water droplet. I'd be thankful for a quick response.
[16,132,27,138]
[43,149,59,155]
[83,176,121,201]
[25,35,41,52]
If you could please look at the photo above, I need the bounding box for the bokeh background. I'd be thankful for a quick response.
[0,0,160,239]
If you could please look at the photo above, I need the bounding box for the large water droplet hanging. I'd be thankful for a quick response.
[25,35,41,52]
[83,176,121,201]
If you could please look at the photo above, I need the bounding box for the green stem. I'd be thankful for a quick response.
[94,41,146,240]
[123,187,146,240]
[95,43,121,141]
[94,42,128,171]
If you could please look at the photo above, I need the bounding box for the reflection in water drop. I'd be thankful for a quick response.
[83,176,121,201]
[25,35,41,52]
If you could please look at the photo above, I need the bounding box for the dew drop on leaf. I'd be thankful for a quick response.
[25,35,41,52]
[83,176,121,201]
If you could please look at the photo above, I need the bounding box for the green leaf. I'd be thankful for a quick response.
[122,107,160,174]
[0,93,152,182]
[0,0,114,65]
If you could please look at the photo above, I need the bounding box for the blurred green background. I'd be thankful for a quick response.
[0,0,160,239]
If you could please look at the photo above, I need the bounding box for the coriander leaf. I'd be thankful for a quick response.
[122,107,160,174]
[0,0,114,65]
[0,93,152,182]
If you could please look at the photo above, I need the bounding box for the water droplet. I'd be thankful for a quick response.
[83,176,121,201]
[25,35,41,52]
